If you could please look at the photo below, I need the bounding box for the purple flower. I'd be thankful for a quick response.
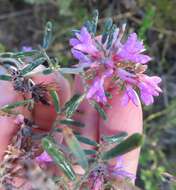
[109,156,136,180]
[117,33,152,64]
[138,75,162,105]
[36,151,52,163]
[86,70,113,103]
[87,77,107,103]
[22,46,32,52]
[121,85,140,106]
[70,24,161,106]
[117,68,162,105]
[70,27,98,55]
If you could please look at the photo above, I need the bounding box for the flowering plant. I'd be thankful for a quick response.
[0,10,161,190]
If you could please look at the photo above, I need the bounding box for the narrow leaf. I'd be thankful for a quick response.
[102,18,113,44]
[84,20,92,33]
[91,9,99,34]
[60,119,85,128]
[42,68,53,75]
[92,101,107,120]
[1,99,33,111]
[0,75,12,81]
[64,94,85,118]
[59,67,83,74]
[102,132,128,144]
[106,24,116,49]
[43,21,53,49]
[84,149,97,155]
[20,57,46,75]
[101,133,143,160]
[63,127,88,169]
[50,90,60,113]
[13,50,38,58]
[76,134,98,146]
[42,137,76,181]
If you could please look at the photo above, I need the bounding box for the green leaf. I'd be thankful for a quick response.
[76,134,98,146]
[84,149,97,155]
[92,101,107,120]
[60,119,85,128]
[64,94,85,118]
[91,9,99,34]
[1,99,33,111]
[101,133,144,160]
[106,24,116,49]
[102,18,113,44]
[84,20,92,33]
[13,50,39,58]
[50,90,60,114]
[43,21,53,49]
[59,67,83,74]
[42,137,76,181]
[42,68,53,75]
[63,127,88,169]
[0,75,12,81]
[102,132,128,144]
[20,57,46,75]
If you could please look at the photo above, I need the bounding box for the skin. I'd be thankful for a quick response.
[0,73,142,188]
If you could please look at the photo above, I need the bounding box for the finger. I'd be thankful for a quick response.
[99,89,143,176]
[72,76,99,149]
[32,72,71,130]
[0,81,31,160]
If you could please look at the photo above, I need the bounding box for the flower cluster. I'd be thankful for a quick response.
[88,157,135,190]
[70,25,162,106]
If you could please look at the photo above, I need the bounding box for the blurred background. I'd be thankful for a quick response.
[0,0,175,189]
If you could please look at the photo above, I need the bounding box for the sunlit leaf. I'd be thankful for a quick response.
[102,132,128,144]
[84,149,97,155]
[63,127,88,169]
[92,101,107,120]
[76,134,98,146]
[42,137,76,181]
[60,119,85,128]
[50,90,60,113]
[0,75,12,81]
[102,133,143,160]
[1,99,33,111]
[20,57,46,75]
[64,94,85,118]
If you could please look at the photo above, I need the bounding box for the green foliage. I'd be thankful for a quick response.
[63,127,88,169]
[102,132,128,144]
[92,101,107,121]
[50,90,60,114]
[43,21,53,49]
[138,7,155,41]
[102,133,143,160]
[64,94,85,118]
[42,137,76,181]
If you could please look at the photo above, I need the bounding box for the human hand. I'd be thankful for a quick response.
[0,72,142,188]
